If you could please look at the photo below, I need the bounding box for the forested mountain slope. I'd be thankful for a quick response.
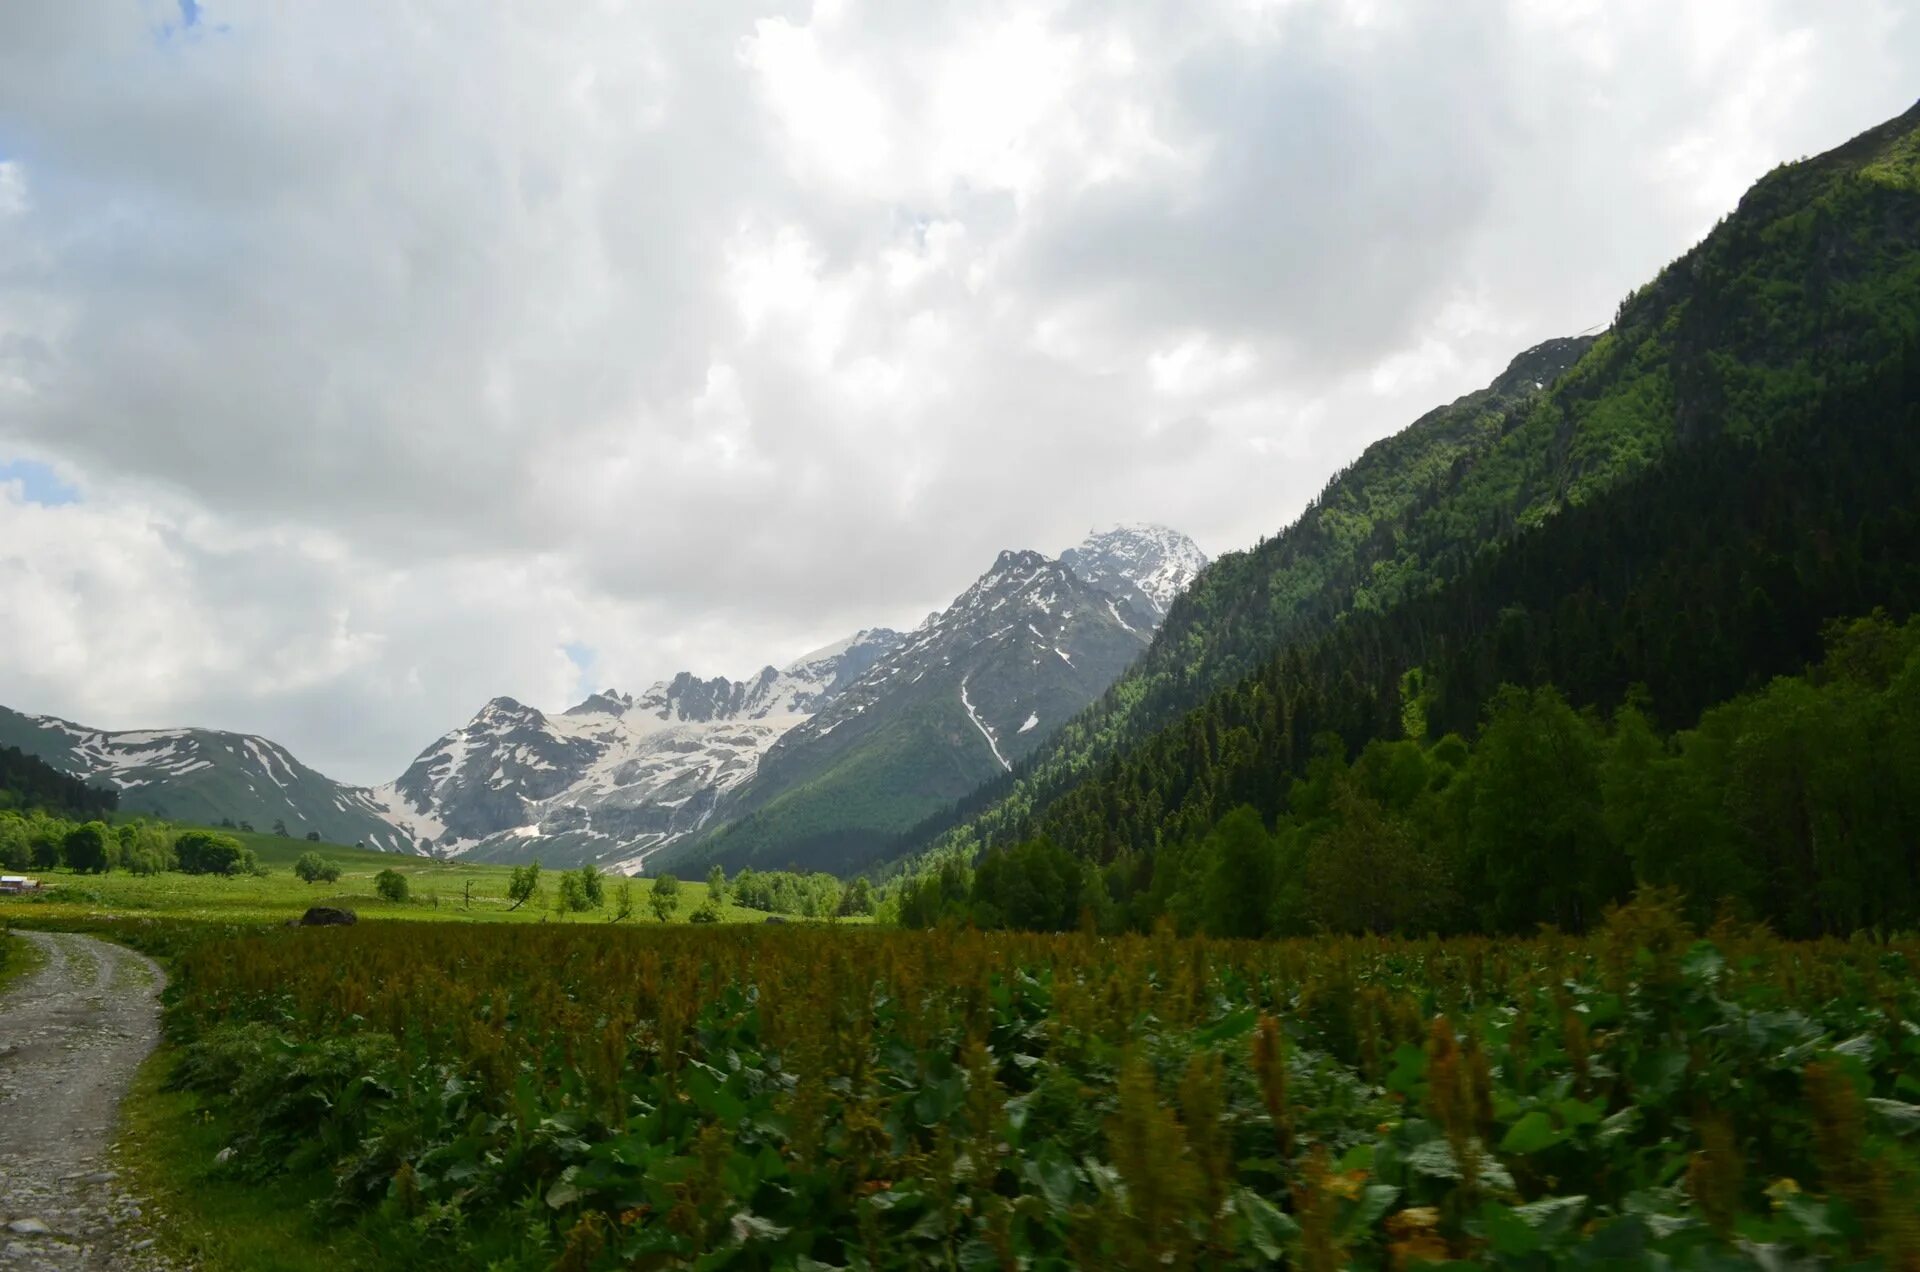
[916,97,1920,871]
[0,743,118,819]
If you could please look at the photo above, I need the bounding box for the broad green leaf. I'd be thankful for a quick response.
[1866,1097,1920,1135]
[1499,1110,1562,1155]
[545,1171,582,1210]
[1349,1184,1400,1231]
[1597,1106,1640,1145]
[1628,1048,1688,1102]
[1235,1188,1299,1260]
[1478,1203,1541,1256]
[728,1211,791,1244]
[1512,1194,1586,1235]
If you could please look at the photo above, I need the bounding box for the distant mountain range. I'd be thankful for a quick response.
[0,707,415,851]
[373,627,909,868]
[1,525,1205,872]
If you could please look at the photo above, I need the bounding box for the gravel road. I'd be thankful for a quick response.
[0,932,177,1270]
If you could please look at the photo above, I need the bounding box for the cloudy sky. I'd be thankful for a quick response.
[1,1,1915,784]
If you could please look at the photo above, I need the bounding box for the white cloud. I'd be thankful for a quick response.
[0,0,1915,782]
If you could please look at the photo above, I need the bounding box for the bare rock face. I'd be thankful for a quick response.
[297,906,357,927]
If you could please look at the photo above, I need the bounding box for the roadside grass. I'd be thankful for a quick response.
[116,1049,379,1272]
[0,926,48,994]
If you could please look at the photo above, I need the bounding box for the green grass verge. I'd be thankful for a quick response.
[116,1046,380,1272]
[0,927,48,995]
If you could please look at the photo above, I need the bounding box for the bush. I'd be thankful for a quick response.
[648,875,681,922]
[115,821,177,875]
[688,900,722,924]
[556,866,605,914]
[374,869,410,903]
[30,824,63,870]
[0,815,31,870]
[838,876,875,917]
[62,822,113,874]
[507,862,542,911]
[294,851,342,884]
[175,830,254,876]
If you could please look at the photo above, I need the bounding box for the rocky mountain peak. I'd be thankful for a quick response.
[1058,523,1208,620]
[564,689,635,717]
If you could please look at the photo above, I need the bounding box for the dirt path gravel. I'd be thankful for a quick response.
[0,931,177,1270]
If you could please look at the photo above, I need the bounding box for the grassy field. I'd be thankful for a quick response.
[0,826,819,927]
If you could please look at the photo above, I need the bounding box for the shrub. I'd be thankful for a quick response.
[838,876,876,917]
[62,821,112,874]
[0,815,31,871]
[648,874,681,922]
[506,862,542,911]
[30,823,63,870]
[294,851,342,884]
[556,865,605,914]
[175,830,254,876]
[374,869,410,903]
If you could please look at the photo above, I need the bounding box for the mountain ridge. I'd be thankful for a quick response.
[0,704,416,851]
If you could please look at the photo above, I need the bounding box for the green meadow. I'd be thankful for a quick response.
[0,826,803,928]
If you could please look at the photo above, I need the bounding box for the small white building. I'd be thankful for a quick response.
[0,875,43,895]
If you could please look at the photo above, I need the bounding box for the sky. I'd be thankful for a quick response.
[1,1,1916,786]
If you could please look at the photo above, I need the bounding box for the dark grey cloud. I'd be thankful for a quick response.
[1,0,1916,783]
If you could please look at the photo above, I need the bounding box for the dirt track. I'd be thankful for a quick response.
[0,932,176,1270]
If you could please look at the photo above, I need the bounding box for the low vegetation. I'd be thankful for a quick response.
[0,923,47,995]
[130,892,1920,1268]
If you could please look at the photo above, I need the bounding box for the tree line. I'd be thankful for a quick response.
[902,612,1920,939]
[0,814,259,876]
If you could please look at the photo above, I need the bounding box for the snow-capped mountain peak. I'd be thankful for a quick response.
[368,626,907,867]
[1058,523,1208,620]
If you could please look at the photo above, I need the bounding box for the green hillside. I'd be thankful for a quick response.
[684,697,1002,873]
[913,100,1920,879]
